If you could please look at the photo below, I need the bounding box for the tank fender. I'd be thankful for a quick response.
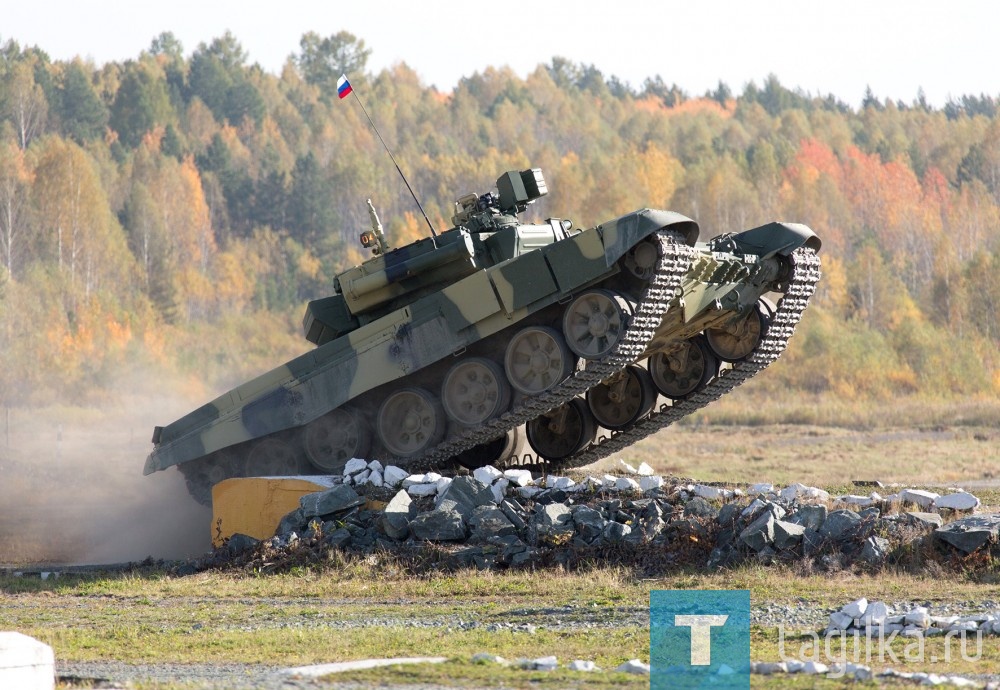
[727,221,821,259]
[598,209,699,267]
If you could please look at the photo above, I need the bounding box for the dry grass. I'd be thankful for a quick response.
[598,422,999,489]
[5,563,1000,689]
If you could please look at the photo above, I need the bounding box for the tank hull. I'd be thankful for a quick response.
[145,171,821,504]
[146,210,698,474]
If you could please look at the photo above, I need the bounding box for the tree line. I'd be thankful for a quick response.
[0,30,997,406]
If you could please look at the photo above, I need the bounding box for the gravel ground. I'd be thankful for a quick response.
[57,661,503,689]
[54,598,1000,688]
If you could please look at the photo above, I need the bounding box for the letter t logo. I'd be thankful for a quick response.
[674,615,729,665]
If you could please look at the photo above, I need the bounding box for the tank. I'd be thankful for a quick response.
[145,168,822,504]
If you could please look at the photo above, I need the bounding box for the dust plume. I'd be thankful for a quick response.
[0,376,214,566]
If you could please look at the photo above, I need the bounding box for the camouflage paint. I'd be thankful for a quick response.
[146,170,819,478]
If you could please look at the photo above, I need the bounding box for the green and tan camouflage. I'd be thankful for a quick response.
[145,168,821,504]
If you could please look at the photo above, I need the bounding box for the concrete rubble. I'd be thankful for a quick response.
[750,660,992,687]
[825,598,1000,637]
[281,657,448,677]
[750,597,1000,687]
[0,632,54,690]
[472,653,645,675]
[206,459,995,573]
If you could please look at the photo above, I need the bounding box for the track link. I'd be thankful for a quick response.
[561,244,821,469]
[403,240,819,473]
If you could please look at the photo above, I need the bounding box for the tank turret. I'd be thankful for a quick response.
[145,168,821,504]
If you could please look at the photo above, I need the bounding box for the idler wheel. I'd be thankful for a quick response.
[562,289,631,360]
[441,357,511,426]
[246,437,302,476]
[504,326,574,395]
[525,398,597,462]
[179,448,241,506]
[648,336,717,399]
[586,365,657,431]
[203,448,238,485]
[179,463,213,506]
[705,304,767,362]
[303,406,371,472]
[377,387,446,458]
[622,237,660,280]
[451,426,525,470]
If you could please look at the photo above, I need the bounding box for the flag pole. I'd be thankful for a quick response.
[344,79,437,239]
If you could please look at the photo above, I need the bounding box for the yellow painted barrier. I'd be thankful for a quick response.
[211,476,339,547]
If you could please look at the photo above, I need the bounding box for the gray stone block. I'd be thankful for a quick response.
[717,502,742,526]
[324,528,352,549]
[802,528,824,556]
[300,485,365,518]
[905,511,943,528]
[500,499,528,531]
[571,505,608,541]
[410,508,467,541]
[684,496,718,519]
[935,514,1000,554]
[531,503,574,541]
[773,519,806,550]
[277,507,306,536]
[468,506,516,540]
[226,533,260,555]
[788,504,827,531]
[602,521,632,543]
[435,476,495,518]
[860,536,889,564]
[739,511,775,552]
[819,510,861,541]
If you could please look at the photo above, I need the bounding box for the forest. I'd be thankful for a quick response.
[0,30,997,411]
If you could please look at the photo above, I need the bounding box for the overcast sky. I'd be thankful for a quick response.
[5,0,998,108]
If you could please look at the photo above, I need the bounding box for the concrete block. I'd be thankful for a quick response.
[0,632,54,690]
[211,476,339,546]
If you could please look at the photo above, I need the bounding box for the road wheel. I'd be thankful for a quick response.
[562,289,631,360]
[504,326,574,395]
[303,406,371,472]
[377,387,446,458]
[441,357,511,426]
[648,336,717,399]
[526,398,597,462]
[586,365,657,430]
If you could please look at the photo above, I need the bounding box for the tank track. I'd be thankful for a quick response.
[561,244,821,469]
[178,232,819,503]
[403,236,820,474]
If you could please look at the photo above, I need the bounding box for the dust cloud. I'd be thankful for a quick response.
[0,381,214,566]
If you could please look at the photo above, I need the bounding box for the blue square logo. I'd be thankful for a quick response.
[651,590,750,689]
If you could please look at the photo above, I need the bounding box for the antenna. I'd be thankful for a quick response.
[337,75,438,240]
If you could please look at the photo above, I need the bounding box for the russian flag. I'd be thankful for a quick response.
[337,74,353,99]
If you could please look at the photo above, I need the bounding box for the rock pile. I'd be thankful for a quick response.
[826,598,1000,637]
[210,461,996,573]
[749,598,1000,687]
[751,660,990,687]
